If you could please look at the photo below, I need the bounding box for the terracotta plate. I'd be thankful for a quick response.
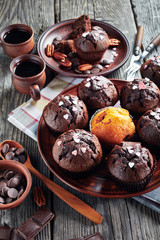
[37,19,130,77]
[37,79,160,198]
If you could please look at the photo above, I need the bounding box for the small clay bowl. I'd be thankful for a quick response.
[0,23,34,58]
[0,158,32,210]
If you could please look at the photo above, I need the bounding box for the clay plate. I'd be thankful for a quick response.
[37,79,160,198]
[37,19,130,77]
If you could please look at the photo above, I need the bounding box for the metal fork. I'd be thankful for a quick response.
[125,33,160,81]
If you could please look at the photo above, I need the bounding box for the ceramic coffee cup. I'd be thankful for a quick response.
[0,23,34,58]
[10,54,46,101]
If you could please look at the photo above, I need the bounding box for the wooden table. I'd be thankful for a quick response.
[0,0,160,239]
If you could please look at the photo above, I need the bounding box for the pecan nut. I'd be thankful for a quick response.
[46,44,54,57]
[53,52,67,61]
[32,186,46,207]
[78,64,93,71]
[59,59,72,68]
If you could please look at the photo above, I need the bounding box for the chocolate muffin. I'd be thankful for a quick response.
[140,56,160,88]
[120,78,160,114]
[71,15,92,38]
[43,94,89,133]
[136,107,160,146]
[52,129,102,176]
[74,27,109,62]
[106,141,156,192]
[77,76,118,111]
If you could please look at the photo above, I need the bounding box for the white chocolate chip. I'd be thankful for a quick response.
[63,114,69,120]
[132,85,138,90]
[128,162,135,168]
[81,147,86,153]
[154,114,160,120]
[59,101,64,106]
[72,106,77,111]
[57,140,62,146]
[128,149,134,154]
[64,95,69,100]
[85,82,91,88]
[72,150,78,156]
[136,152,141,157]
[73,134,80,143]
[73,100,78,105]
[150,111,156,116]
[82,32,89,37]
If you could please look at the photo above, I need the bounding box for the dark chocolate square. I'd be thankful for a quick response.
[0,226,12,240]
[17,220,41,240]
[32,207,54,226]
[84,232,104,240]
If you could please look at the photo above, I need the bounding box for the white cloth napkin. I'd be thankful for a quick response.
[8,74,160,212]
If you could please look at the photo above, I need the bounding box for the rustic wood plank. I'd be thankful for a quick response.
[131,0,160,58]
[0,1,55,240]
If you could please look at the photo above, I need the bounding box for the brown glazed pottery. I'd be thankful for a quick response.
[10,54,46,101]
[0,24,34,58]
[0,159,32,210]
[37,19,130,77]
[37,79,160,198]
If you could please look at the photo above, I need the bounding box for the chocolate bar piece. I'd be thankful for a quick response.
[16,207,54,240]
[69,232,105,240]
[0,226,12,240]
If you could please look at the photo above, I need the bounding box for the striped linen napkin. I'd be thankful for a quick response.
[8,74,160,212]
[8,74,83,141]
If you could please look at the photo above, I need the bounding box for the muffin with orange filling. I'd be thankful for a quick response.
[90,107,135,145]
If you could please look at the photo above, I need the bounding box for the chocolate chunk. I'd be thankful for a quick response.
[5,197,13,204]
[0,196,5,203]
[90,67,100,74]
[1,186,9,197]
[17,188,24,199]
[15,148,25,156]
[9,147,17,152]
[7,188,18,199]
[0,226,12,239]
[8,176,20,188]
[5,170,14,180]
[0,181,7,191]
[5,151,15,160]
[2,144,10,155]
[18,154,26,164]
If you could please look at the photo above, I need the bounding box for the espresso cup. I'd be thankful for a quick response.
[0,24,34,58]
[10,54,46,101]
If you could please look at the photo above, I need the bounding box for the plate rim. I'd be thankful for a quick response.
[37,79,160,198]
[37,19,130,77]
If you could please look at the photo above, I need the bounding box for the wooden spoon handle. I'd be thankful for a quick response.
[26,163,103,224]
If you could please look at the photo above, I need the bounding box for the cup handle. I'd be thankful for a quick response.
[29,85,41,101]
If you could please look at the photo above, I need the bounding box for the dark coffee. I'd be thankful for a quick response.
[15,60,42,77]
[4,29,31,44]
